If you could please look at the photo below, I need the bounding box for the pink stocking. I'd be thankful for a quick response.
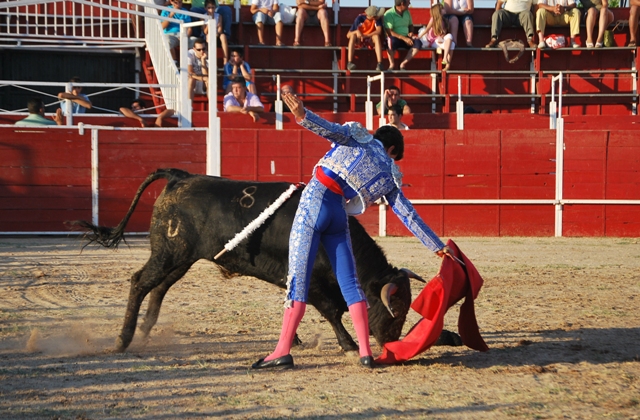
[265,301,306,361]
[348,301,372,358]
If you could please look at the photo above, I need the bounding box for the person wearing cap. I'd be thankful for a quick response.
[251,92,450,371]
[346,5,386,71]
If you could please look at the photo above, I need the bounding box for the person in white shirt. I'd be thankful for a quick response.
[223,78,265,122]
[187,38,209,100]
[384,105,410,130]
[535,0,581,48]
[485,0,537,49]
[444,0,475,47]
[250,0,284,46]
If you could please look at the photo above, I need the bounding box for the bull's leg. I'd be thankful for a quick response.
[138,263,194,338]
[114,264,161,352]
[115,255,188,352]
[310,304,358,351]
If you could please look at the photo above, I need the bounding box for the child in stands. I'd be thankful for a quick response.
[414,3,455,71]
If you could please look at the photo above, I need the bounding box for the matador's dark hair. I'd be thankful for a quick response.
[374,125,404,161]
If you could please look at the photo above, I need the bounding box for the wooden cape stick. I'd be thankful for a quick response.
[214,183,300,260]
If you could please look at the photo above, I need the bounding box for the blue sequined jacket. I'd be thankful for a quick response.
[298,109,445,253]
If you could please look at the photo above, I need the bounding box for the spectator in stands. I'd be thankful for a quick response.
[376,85,411,116]
[536,0,581,48]
[281,84,295,112]
[485,0,537,49]
[161,0,193,61]
[188,38,210,99]
[581,0,614,48]
[384,104,410,130]
[443,0,475,47]
[199,0,229,64]
[631,0,639,48]
[250,0,284,46]
[223,48,257,94]
[15,98,63,127]
[58,76,92,116]
[223,77,265,122]
[415,3,455,71]
[191,0,233,47]
[294,0,332,47]
[383,0,417,71]
[346,5,385,71]
[119,99,175,127]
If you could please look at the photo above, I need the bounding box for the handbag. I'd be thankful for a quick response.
[604,30,615,47]
[498,39,525,64]
[545,34,566,49]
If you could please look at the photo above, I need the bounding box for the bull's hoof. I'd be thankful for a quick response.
[434,330,463,347]
[114,337,128,353]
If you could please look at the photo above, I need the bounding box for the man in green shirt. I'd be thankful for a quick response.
[383,0,417,71]
[14,98,63,127]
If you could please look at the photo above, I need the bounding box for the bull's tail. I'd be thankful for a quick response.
[67,168,191,248]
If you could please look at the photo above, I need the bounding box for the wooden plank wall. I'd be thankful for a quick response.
[1,125,639,236]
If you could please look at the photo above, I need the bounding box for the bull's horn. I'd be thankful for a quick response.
[400,268,426,283]
[381,283,399,318]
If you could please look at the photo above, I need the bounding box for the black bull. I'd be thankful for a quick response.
[72,168,456,353]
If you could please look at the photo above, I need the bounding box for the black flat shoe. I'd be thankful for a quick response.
[251,354,294,370]
[360,356,374,369]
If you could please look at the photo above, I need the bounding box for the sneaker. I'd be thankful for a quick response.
[538,41,546,49]
[572,40,580,48]
[375,63,383,71]
[347,62,356,71]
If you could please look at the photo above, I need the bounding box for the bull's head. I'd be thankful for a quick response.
[366,269,413,346]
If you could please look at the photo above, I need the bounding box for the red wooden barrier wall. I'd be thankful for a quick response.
[0,127,206,232]
[1,125,639,236]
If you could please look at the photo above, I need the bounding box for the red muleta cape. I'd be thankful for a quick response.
[376,239,489,364]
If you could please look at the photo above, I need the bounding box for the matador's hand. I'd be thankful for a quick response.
[283,92,305,120]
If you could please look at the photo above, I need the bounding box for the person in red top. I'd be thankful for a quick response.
[346,6,386,72]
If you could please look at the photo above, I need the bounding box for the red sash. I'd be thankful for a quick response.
[315,166,343,196]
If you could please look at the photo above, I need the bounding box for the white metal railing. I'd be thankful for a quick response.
[0,0,143,48]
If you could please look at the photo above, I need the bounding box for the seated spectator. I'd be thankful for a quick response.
[346,5,385,71]
[191,0,233,44]
[119,99,175,127]
[251,0,284,46]
[161,0,193,61]
[485,0,537,49]
[223,78,265,122]
[199,0,229,64]
[581,0,614,48]
[536,0,581,48]
[376,85,411,116]
[383,0,417,71]
[443,0,474,47]
[415,3,455,71]
[631,0,639,48]
[15,98,63,127]
[223,48,257,94]
[384,104,410,130]
[58,76,92,116]
[281,84,295,112]
[188,38,209,99]
[294,0,332,47]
